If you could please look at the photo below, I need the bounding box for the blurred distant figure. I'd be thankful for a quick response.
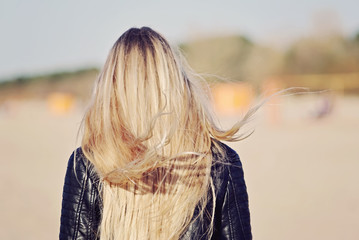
[311,93,334,119]
[0,100,17,118]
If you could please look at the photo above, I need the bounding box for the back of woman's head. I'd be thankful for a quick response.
[83,27,215,182]
[81,27,245,239]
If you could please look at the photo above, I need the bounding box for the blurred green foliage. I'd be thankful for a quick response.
[284,36,359,74]
[180,35,283,87]
[0,68,99,87]
[0,68,99,102]
[1,31,359,99]
[180,32,359,92]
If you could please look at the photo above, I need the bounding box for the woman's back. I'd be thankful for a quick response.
[60,143,251,239]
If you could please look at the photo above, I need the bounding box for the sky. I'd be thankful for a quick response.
[0,0,358,80]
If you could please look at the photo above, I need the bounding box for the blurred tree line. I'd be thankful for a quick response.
[1,31,359,100]
[0,68,98,102]
[180,31,359,92]
[284,35,359,74]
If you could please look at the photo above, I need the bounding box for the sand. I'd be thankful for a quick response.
[0,95,358,239]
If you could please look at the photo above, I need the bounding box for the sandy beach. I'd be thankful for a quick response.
[0,95,358,240]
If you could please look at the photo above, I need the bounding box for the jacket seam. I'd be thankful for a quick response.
[72,169,88,240]
[89,182,96,239]
[226,179,235,240]
[228,167,246,239]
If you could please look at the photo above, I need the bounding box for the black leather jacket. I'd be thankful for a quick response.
[59,143,252,239]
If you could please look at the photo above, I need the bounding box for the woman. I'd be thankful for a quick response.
[60,27,252,240]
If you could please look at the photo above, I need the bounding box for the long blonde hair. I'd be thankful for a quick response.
[81,27,252,240]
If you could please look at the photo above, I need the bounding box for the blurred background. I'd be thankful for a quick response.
[0,0,358,239]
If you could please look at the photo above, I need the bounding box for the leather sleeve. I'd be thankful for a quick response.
[220,153,252,240]
[59,149,102,240]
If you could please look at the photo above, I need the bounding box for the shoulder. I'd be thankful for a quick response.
[60,148,102,239]
[210,142,252,239]
[212,140,241,164]
[210,141,248,197]
[213,142,245,182]
[67,147,87,168]
[65,147,99,185]
[210,140,243,195]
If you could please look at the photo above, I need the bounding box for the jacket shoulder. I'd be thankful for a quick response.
[212,141,241,164]
[59,148,101,239]
[210,142,252,239]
